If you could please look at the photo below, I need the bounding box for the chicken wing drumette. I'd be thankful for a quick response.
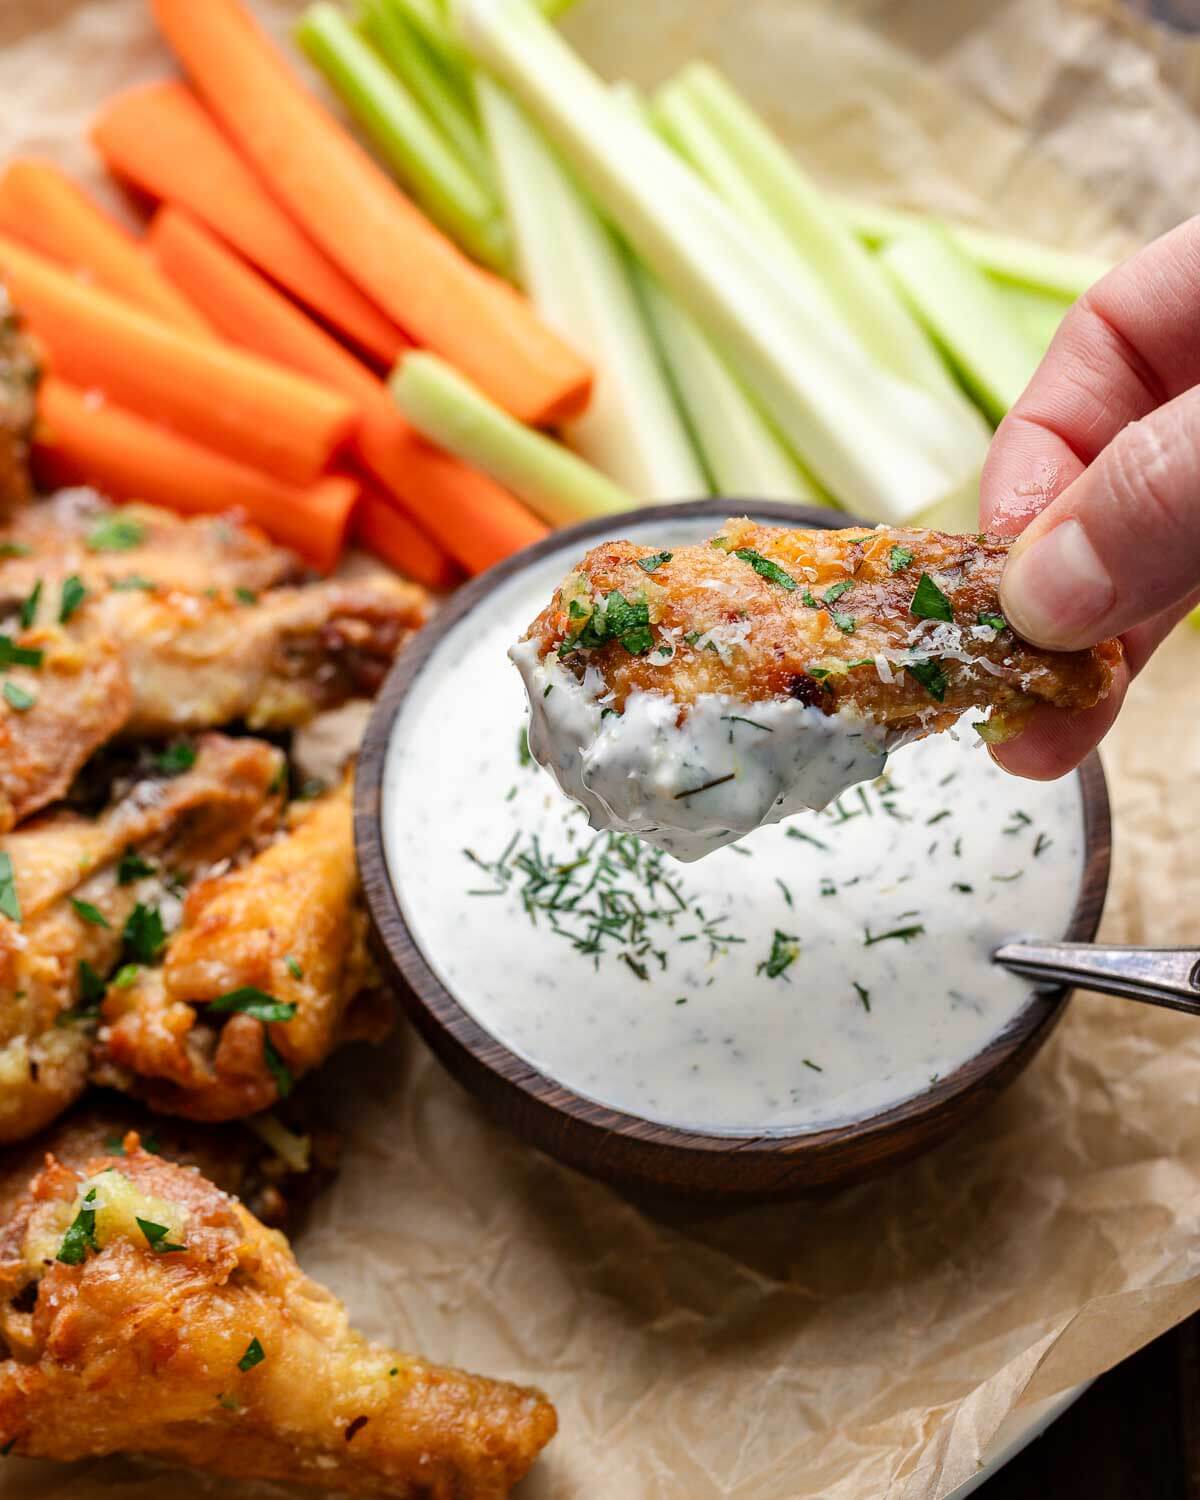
[0,1140,556,1495]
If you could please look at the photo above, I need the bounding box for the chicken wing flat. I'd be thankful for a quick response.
[514,518,1121,859]
[0,1140,556,1495]
[95,774,390,1122]
[0,734,285,1144]
[0,285,37,518]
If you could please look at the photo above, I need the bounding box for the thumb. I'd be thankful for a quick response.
[999,387,1200,650]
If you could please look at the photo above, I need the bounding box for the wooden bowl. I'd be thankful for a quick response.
[355,500,1111,1202]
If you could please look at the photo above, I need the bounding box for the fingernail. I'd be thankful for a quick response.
[1000,519,1115,649]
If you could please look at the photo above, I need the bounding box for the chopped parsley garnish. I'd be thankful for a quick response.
[154,741,197,775]
[1033,832,1053,858]
[863,924,926,946]
[732,548,797,591]
[237,1337,266,1372]
[78,960,108,1009]
[673,772,736,801]
[830,610,856,634]
[285,955,303,980]
[59,575,87,623]
[517,728,532,767]
[785,828,828,851]
[2,853,24,922]
[19,579,41,629]
[822,580,853,605]
[137,1218,187,1254]
[112,963,141,989]
[910,573,954,622]
[235,587,258,605]
[905,658,948,702]
[801,588,818,607]
[71,898,110,929]
[209,987,298,1024]
[853,981,871,1012]
[559,589,654,657]
[2,681,34,712]
[0,636,43,669]
[889,545,914,573]
[926,809,951,826]
[57,1188,99,1265]
[977,611,1007,631]
[263,1039,294,1099]
[86,513,146,552]
[776,878,793,907]
[123,903,165,964]
[112,575,156,592]
[543,683,553,698]
[117,849,155,885]
[0,541,30,558]
[952,882,974,894]
[757,929,800,980]
[637,551,672,574]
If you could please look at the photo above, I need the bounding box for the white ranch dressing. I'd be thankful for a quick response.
[382,522,1083,1136]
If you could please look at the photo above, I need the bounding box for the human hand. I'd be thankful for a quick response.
[979,216,1200,779]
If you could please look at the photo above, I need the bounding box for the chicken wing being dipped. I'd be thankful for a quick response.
[0,1139,556,1495]
[514,518,1121,859]
[0,734,285,1145]
[95,773,390,1121]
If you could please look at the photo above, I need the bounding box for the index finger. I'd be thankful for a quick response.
[980,214,1200,537]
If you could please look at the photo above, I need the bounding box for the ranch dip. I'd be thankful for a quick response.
[382,519,1083,1136]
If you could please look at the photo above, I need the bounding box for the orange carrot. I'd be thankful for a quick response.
[92,81,404,368]
[150,205,547,572]
[0,232,358,487]
[0,159,212,337]
[36,379,356,571]
[353,485,461,589]
[149,0,593,427]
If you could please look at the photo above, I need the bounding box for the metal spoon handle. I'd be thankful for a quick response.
[993,941,1200,1016]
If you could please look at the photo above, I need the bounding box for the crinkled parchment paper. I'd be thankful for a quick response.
[2,1,1200,1495]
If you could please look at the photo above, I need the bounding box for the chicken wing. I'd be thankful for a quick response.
[0,734,285,1144]
[0,285,37,518]
[0,1140,556,1495]
[95,774,390,1121]
[515,518,1121,858]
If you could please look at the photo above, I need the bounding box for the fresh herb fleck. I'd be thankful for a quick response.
[59,575,87,623]
[0,541,30,558]
[123,903,165,964]
[2,681,34,712]
[209,987,298,1024]
[237,1338,266,1372]
[733,548,797,591]
[517,727,532,768]
[863,924,926,946]
[112,963,141,989]
[830,610,856,634]
[822,580,853,605]
[19,579,41,629]
[71,898,110,929]
[1033,832,1053,858]
[285,955,304,980]
[910,573,954,622]
[263,1039,294,1099]
[112,575,156,592]
[235,587,258,605]
[674,772,736,801]
[137,1218,187,1254]
[87,513,146,553]
[803,1058,823,1072]
[889,545,914,573]
[905,658,948,703]
[117,849,155,885]
[57,1188,99,1265]
[757,929,800,980]
[637,551,672,574]
[155,742,197,775]
[0,637,42,669]
[977,611,1007,631]
[853,981,871,1013]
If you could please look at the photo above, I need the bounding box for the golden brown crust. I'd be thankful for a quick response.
[0,1144,556,1496]
[526,518,1121,740]
[0,285,38,519]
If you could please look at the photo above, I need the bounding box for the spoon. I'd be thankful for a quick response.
[994,941,1200,1016]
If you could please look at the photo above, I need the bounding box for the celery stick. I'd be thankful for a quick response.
[394,0,462,59]
[836,195,1114,300]
[392,353,636,524]
[879,225,1042,425]
[477,78,706,500]
[358,0,496,192]
[636,265,825,504]
[455,0,988,524]
[662,64,962,406]
[996,283,1071,354]
[297,5,509,272]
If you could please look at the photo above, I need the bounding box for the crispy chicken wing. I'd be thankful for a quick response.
[515,519,1121,858]
[0,285,37,518]
[0,1142,556,1495]
[95,774,390,1121]
[0,734,285,1144]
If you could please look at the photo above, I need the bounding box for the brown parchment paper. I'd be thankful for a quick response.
[2,1,1200,1495]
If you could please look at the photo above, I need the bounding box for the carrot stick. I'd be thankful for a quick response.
[0,232,358,487]
[0,159,212,337]
[91,82,405,368]
[149,0,593,426]
[35,379,356,571]
[352,485,461,588]
[150,205,547,572]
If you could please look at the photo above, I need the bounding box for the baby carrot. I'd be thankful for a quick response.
[91,81,404,368]
[0,232,359,486]
[149,0,593,426]
[150,206,547,572]
[0,159,211,336]
[35,380,357,571]
[353,485,462,589]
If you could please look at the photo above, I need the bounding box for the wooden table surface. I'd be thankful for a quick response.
[977,1315,1200,1497]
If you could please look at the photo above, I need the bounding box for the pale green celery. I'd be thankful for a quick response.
[296,5,510,272]
[358,0,496,191]
[996,283,1071,354]
[392,353,636,524]
[836,194,1113,300]
[879,225,1042,426]
[477,77,707,500]
[454,0,987,524]
[636,265,825,504]
[664,63,963,406]
[394,0,462,59]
